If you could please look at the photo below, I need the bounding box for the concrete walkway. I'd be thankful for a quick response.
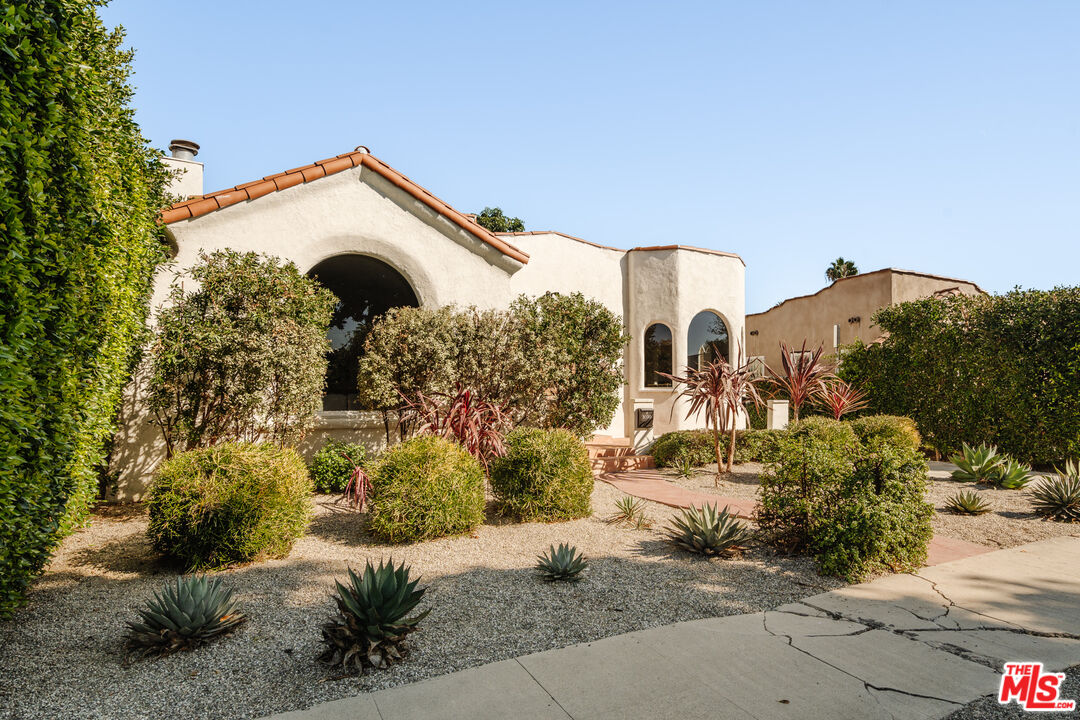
[598,468,993,566]
[265,536,1080,720]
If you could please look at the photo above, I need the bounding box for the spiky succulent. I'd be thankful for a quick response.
[666,504,750,557]
[536,543,587,581]
[672,454,696,480]
[606,496,650,528]
[949,443,1004,483]
[1030,474,1080,523]
[945,489,992,515]
[319,559,429,674]
[991,458,1035,489]
[125,575,246,656]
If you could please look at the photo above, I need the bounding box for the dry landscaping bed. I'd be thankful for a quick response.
[0,481,840,720]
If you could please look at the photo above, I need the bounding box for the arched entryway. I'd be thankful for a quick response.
[308,254,419,410]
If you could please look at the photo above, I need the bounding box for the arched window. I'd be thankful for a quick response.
[687,311,729,369]
[643,323,673,387]
[308,255,419,410]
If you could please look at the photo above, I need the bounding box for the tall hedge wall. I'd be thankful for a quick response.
[839,288,1080,466]
[0,2,169,616]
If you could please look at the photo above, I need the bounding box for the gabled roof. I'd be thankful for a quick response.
[160,150,530,265]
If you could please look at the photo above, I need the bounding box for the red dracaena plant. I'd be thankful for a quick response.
[404,384,512,469]
[816,379,870,420]
[660,350,765,482]
[766,340,834,422]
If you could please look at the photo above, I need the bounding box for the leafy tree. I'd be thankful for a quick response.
[475,207,525,233]
[357,293,628,440]
[0,1,170,616]
[147,251,336,454]
[825,257,859,283]
[839,288,1080,465]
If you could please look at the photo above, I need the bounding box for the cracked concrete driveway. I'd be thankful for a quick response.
[265,535,1080,720]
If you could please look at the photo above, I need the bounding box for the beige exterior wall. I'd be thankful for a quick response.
[161,156,203,199]
[746,269,983,371]
[109,164,747,499]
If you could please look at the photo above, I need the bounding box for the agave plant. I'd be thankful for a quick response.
[945,489,992,515]
[536,543,587,581]
[125,575,246,656]
[1030,473,1080,523]
[666,504,750,557]
[319,559,429,674]
[606,496,650,528]
[949,443,1004,483]
[815,379,870,421]
[671,454,696,480]
[991,458,1035,489]
[404,384,512,469]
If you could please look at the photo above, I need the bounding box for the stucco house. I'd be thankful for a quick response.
[746,268,985,372]
[108,142,746,499]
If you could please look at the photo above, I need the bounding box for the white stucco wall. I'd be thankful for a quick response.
[109,163,748,499]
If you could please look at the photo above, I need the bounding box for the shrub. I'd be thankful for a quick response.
[358,293,628,441]
[839,289,1080,465]
[756,418,859,551]
[849,415,921,453]
[368,437,485,542]
[147,250,336,454]
[489,428,593,521]
[757,417,933,580]
[310,439,368,494]
[734,429,785,464]
[0,3,170,617]
[651,430,718,467]
[147,443,312,569]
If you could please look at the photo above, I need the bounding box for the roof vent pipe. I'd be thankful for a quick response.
[169,139,200,161]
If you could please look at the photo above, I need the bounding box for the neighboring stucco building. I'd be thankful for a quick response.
[109,144,746,499]
[746,268,985,371]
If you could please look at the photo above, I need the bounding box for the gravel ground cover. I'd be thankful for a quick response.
[0,481,841,720]
[661,464,1078,549]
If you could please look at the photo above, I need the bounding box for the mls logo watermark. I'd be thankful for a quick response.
[998,662,1076,712]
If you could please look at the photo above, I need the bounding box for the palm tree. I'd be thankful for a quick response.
[825,257,858,283]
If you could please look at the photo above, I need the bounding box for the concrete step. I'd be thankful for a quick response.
[590,455,655,472]
[586,444,637,459]
[586,435,632,447]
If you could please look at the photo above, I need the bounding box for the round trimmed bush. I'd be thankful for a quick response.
[489,428,593,521]
[368,436,485,542]
[309,439,368,493]
[850,415,921,453]
[651,430,719,467]
[734,429,785,464]
[147,443,313,570]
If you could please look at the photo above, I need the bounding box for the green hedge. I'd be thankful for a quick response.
[309,439,368,493]
[652,428,785,467]
[147,443,313,570]
[756,416,932,580]
[0,3,169,616]
[489,428,593,521]
[840,290,1080,465]
[368,436,485,542]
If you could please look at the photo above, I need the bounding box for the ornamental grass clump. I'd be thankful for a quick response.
[368,437,485,542]
[489,428,593,521]
[125,576,246,657]
[319,560,429,674]
[606,496,651,529]
[147,443,312,570]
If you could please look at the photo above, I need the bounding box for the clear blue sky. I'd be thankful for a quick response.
[100,1,1080,313]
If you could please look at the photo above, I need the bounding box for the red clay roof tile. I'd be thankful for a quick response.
[161,149,529,264]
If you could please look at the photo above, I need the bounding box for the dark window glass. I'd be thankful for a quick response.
[644,323,673,387]
[307,255,419,410]
[687,311,729,369]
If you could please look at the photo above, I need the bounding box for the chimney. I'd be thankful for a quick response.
[162,138,204,199]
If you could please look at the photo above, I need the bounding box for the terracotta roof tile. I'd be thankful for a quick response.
[162,149,529,265]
